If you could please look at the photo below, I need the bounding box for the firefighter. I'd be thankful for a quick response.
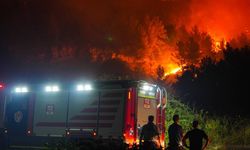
[140,115,161,150]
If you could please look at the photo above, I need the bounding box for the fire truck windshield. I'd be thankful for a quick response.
[138,84,157,99]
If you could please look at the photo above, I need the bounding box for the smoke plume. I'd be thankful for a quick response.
[1,0,249,80]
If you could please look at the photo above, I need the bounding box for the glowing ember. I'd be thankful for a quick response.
[214,41,222,52]
[213,39,227,52]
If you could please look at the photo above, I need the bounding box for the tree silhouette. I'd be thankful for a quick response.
[173,45,250,117]
[156,65,165,81]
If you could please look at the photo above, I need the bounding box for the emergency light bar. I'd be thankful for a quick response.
[45,85,60,92]
[76,84,92,91]
[14,86,29,93]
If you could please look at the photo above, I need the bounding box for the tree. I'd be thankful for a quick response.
[156,65,165,81]
[173,45,250,117]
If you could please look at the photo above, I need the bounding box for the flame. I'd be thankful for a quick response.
[164,67,182,76]
[88,5,248,81]
[215,41,221,51]
[113,52,181,79]
[213,40,227,52]
[89,32,227,82]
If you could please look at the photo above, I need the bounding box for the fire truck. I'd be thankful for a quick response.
[0,80,166,149]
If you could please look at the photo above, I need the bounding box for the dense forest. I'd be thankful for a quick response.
[172,45,250,117]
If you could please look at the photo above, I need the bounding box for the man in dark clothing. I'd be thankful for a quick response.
[167,114,184,150]
[140,115,160,150]
[182,120,209,150]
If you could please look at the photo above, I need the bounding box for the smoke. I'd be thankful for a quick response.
[1,0,249,80]
[189,0,250,40]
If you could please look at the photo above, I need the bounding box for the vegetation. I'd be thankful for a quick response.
[173,45,250,117]
[165,98,250,149]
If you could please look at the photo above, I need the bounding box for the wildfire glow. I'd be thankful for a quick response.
[164,67,182,76]
[212,38,227,53]
[87,0,250,81]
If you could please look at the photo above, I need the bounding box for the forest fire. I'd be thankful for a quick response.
[1,0,250,81]
[213,40,227,53]
[215,41,222,52]
[164,67,182,76]
[86,0,249,80]
[90,28,228,80]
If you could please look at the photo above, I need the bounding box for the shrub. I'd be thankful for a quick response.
[165,98,250,150]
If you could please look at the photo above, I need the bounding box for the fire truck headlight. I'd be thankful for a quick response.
[45,85,60,92]
[84,84,92,91]
[21,87,28,93]
[15,87,21,93]
[76,84,84,91]
[45,86,52,92]
[76,84,92,91]
[14,86,29,93]
[52,86,59,92]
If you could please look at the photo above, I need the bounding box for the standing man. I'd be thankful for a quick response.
[182,120,209,150]
[167,114,183,150]
[140,115,160,150]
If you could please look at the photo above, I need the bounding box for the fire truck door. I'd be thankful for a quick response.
[137,97,157,136]
[5,94,31,136]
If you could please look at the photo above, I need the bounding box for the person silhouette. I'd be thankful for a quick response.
[167,114,183,150]
[182,120,209,150]
[140,115,160,150]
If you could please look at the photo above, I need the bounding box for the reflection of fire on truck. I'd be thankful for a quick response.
[0,80,166,149]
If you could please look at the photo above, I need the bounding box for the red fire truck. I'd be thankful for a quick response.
[0,80,166,149]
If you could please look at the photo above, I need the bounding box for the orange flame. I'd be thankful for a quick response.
[164,67,182,76]
[88,3,249,81]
